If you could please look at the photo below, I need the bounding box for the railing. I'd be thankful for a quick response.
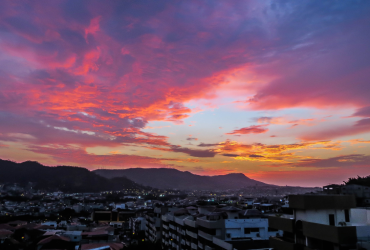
[213,237,233,250]
[268,215,295,233]
[162,215,168,222]
[302,221,357,244]
[184,218,197,228]
[196,218,223,229]
[269,237,300,250]
[175,217,185,226]
[168,214,174,221]
[204,245,215,250]
[198,230,213,241]
[198,242,204,249]
[186,229,198,239]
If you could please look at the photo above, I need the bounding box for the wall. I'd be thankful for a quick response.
[356,225,370,240]
[351,208,370,226]
[296,209,346,226]
[224,218,269,240]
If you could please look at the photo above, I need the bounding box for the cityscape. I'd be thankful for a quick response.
[1,1,370,250]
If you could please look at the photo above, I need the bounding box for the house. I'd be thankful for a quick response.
[115,203,126,210]
[7,220,27,227]
[41,221,57,228]
[81,242,124,250]
[323,184,342,194]
[60,230,83,242]
[37,235,75,250]
[0,229,13,243]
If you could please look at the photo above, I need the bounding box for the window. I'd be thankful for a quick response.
[329,214,335,226]
[345,210,350,222]
[268,227,278,232]
[244,228,259,234]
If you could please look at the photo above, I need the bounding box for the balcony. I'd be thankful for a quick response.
[155,218,161,228]
[170,224,176,230]
[198,242,204,249]
[198,230,213,241]
[268,215,295,233]
[163,224,169,230]
[269,237,301,250]
[186,229,198,239]
[175,217,185,226]
[204,245,215,250]
[184,218,197,228]
[191,243,198,249]
[302,221,357,244]
[213,237,233,250]
[196,218,223,229]
[162,215,168,222]
[168,214,174,221]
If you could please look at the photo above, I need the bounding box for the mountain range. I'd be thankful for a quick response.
[93,168,270,190]
[0,159,271,192]
[0,159,142,193]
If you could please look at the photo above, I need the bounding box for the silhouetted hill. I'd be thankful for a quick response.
[93,168,270,190]
[0,159,143,192]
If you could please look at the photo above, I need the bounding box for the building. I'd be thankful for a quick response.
[145,206,173,243]
[269,194,370,250]
[161,205,279,250]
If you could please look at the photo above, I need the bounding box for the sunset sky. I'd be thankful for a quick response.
[1,1,370,187]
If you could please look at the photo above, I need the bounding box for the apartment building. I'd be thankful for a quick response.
[161,205,278,250]
[145,206,175,243]
[323,184,370,206]
[131,217,146,234]
[269,194,370,250]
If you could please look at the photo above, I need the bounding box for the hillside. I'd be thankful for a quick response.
[0,159,143,192]
[93,168,270,190]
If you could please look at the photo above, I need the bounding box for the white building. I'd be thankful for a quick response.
[115,203,126,209]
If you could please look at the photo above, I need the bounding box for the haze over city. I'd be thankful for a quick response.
[1,0,370,187]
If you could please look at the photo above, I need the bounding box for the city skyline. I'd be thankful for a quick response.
[1,1,370,187]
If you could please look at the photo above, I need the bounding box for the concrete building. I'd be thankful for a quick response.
[161,205,278,250]
[145,206,174,243]
[269,194,370,250]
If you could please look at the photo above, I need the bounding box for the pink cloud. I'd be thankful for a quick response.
[226,125,269,135]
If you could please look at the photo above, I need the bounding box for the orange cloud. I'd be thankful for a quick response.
[200,140,343,163]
